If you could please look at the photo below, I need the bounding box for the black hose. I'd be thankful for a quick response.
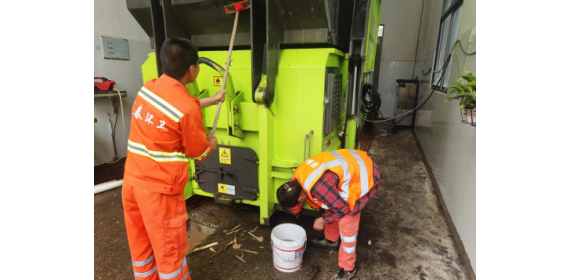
[361,83,382,119]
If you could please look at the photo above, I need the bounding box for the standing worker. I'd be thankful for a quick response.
[276,149,380,280]
[122,38,225,280]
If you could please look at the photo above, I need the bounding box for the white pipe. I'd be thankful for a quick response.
[94,180,123,194]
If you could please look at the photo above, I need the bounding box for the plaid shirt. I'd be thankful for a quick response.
[310,162,380,224]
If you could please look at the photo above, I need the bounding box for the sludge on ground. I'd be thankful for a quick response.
[94,127,470,280]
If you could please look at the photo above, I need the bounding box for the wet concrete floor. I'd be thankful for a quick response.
[94,127,470,280]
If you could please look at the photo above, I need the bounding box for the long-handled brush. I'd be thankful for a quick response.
[210,0,251,135]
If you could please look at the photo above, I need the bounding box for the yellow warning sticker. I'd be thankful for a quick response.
[219,148,231,164]
[214,76,222,86]
[218,183,235,195]
[218,183,227,193]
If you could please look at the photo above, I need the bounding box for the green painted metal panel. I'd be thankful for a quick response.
[273,48,345,164]
[140,47,356,224]
[345,117,357,149]
[364,0,382,73]
[141,52,158,83]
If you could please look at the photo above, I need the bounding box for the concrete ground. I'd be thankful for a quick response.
[94,127,470,280]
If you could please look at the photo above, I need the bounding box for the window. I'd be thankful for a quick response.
[432,0,463,92]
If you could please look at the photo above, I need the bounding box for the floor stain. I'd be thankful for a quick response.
[94,127,470,280]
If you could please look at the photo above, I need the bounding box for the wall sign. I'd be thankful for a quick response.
[101,36,130,60]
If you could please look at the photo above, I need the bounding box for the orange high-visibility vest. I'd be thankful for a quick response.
[292,149,375,211]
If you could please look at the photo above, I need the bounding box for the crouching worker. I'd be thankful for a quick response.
[277,149,380,280]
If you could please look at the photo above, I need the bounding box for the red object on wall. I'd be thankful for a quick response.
[95,77,116,92]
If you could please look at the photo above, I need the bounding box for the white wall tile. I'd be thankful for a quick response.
[94,0,153,166]
[94,99,118,157]
[131,41,153,80]
[94,0,148,42]
[95,142,116,164]
[113,117,131,158]
[97,58,137,80]
[413,59,476,273]
[458,0,476,36]
[377,61,415,118]
[458,164,476,271]
[380,0,424,61]
[441,148,468,202]
[94,34,102,59]
[131,36,152,59]
[383,0,476,270]
[94,0,117,38]
[426,0,444,54]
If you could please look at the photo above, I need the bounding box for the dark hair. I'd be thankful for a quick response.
[160,38,199,80]
[277,180,302,213]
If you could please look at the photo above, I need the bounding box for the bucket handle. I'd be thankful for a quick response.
[300,240,307,256]
[270,240,308,257]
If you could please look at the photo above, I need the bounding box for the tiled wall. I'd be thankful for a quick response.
[376,0,423,118]
[377,61,416,118]
[412,0,476,272]
[94,0,153,166]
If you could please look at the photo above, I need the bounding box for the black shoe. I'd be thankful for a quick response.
[330,268,357,280]
[310,237,339,251]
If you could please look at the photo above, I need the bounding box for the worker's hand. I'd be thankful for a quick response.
[213,90,226,104]
[313,217,325,231]
[207,130,218,150]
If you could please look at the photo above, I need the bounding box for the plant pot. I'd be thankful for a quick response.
[461,108,476,126]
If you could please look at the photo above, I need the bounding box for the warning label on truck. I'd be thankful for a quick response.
[219,148,231,164]
[218,183,235,195]
[214,76,222,86]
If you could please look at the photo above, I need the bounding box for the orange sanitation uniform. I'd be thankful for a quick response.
[122,74,212,280]
[293,150,376,271]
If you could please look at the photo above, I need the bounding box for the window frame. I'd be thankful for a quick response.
[372,24,384,88]
[431,0,463,93]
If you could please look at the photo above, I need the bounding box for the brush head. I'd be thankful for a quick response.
[224,0,251,14]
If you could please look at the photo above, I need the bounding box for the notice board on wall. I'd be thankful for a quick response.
[101,36,130,60]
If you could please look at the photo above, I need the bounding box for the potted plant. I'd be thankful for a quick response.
[445,71,476,126]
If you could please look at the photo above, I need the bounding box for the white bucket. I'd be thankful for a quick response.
[271,223,307,272]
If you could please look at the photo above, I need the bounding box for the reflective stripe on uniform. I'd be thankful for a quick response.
[132,255,155,266]
[303,163,327,192]
[348,150,369,197]
[182,272,190,280]
[302,153,345,208]
[325,159,340,168]
[340,233,358,243]
[303,155,344,191]
[159,258,187,279]
[330,151,351,201]
[139,87,183,122]
[192,147,211,161]
[342,245,356,254]
[134,266,157,278]
[128,140,189,162]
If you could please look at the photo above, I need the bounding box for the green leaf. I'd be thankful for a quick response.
[459,71,475,83]
[446,71,475,108]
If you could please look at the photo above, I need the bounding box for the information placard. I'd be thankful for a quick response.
[101,36,129,60]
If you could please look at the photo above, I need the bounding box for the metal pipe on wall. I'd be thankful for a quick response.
[94,180,123,195]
